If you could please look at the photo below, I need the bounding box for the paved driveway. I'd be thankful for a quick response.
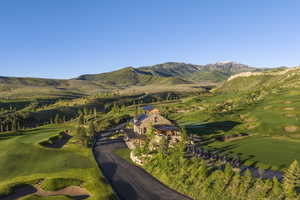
[93,137,192,200]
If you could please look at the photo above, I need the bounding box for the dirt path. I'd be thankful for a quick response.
[93,136,192,200]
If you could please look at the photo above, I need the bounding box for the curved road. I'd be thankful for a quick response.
[93,136,191,200]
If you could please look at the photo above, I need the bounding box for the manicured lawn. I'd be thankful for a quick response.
[205,136,300,170]
[0,123,115,200]
[166,89,300,171]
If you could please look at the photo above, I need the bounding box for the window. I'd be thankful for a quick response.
[154,117,158,123]
[143,127,147,133]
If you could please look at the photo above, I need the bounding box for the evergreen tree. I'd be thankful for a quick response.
[87,121,96,139]
[83,107,88,115]
[78,114,85,126]
[158,136,169,154]
[224,163,234,180]
[181,127,188,143]
[54,114,60,124]
[76,126,88,147]
[283,160,300,197]
[270,177,283,199]
[228,173,241,198]
[111,103,119,113]
[11,117,17,132]
[239,169,253,197]
[93,107,97,118]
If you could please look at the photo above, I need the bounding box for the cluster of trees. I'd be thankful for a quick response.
[0,105,16,114]
[75,113,97,147]
[143,145,300,200]
[0,115,21,133]
[110,104,127,114]
[48,107,97,125]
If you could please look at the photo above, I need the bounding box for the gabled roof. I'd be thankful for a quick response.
[135,114,148,126]
[137,114,148,121]
[144,105,154,111]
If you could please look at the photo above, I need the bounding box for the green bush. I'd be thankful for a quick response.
[0,184,13,197]
[40,178,83,191]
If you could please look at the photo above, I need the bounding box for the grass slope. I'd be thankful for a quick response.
[159,67,300,170]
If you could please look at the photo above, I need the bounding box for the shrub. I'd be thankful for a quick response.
[40,178,83,191]
[0,184,13,197]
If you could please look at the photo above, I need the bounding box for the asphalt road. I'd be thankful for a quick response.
[93,136,192,200]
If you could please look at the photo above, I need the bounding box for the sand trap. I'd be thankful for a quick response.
[285,114,296,118]
[284,126,298,133]
[283,107,295,111]
[263,105,272,110]
[35,185,89,199]
[0,184,89,200]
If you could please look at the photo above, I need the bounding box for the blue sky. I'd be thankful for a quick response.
[0,0,299,79]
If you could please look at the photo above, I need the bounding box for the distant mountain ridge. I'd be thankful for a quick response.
[77,61,261,85]
[0,61,265,98]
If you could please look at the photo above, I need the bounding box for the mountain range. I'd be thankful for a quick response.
[0,61,264,99]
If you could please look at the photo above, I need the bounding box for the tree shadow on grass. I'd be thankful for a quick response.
[186,121,241,135]
[0,184,37,200]
[73,194,90,200]
[40,132,72,148]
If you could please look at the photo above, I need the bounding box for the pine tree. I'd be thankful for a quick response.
[181,127,188,143]
[87,121,96,139]
[239,169,253,195]
[159,136,169,154]
[54,114,60,124]
[270,177,283,199]
[228,173,241,198]
[198,161,208,181]
[76,126,88,147]
[12,117,17,132]
[93,108,97,118]
[78,114,85,126]
[283,160,300,197]
[83,107,88,115]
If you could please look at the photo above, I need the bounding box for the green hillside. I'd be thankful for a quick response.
[156,66,300,170]
[77,67,190,87]
[0,61,262,99]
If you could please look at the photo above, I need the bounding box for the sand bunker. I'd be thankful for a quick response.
[35,185,89,199]
[283,107,295,111]
[0,184,89,200]
[284,126,298,133]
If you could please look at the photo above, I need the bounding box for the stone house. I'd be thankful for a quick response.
[133,106,181,145]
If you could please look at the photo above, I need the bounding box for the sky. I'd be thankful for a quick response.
[0,0,300,79]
